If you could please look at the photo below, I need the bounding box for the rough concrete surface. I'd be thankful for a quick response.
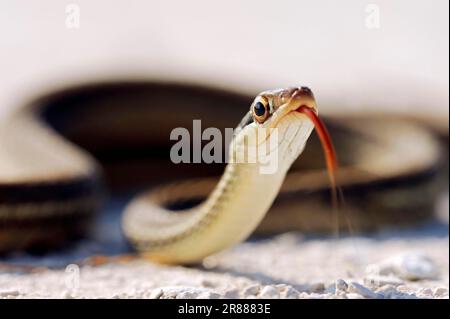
[0,228,448,299]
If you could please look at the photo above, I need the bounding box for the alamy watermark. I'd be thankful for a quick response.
[65,3,80,29]
[64,264,80,291]
[365,4,380,29]
[170,120,280,174]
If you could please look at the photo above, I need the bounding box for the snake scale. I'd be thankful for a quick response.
[0,81,444,264]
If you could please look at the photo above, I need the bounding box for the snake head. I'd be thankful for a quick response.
[232,85,336,182]
[250,86,337,182]
[250,86,317,126]
[231,87,318,172]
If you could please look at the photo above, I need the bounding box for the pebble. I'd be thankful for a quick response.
[299,292,311,299]
[128,289,144,298]
[346,293,364,299]
[376,285,419,299]
[335,279,348,291]
[0,290,20,297]
[176,291,199,299]
[201,279,216,288]
[375,285,398,298]
[281,286,300,299]
[348,282,380,299]
[148,288,163,299]
[223,288,240,299]
[60,290,76,299]
[396,285,412,293]
[309,282,325,293]
[274,284,290,291]
[416,288,433,298]
[198,291,221,299]
[242,285,260,297]
[335,290,348,298]
[364,275,403,287]
[366,252,438,281]
[258,286,280,299]
[159,287,209,299]
[325,283,336,294]
[433,287,448,297]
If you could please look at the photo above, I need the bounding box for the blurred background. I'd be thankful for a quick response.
[0,0,448,299]
[0,0,448,123]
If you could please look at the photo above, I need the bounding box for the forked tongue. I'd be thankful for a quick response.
[298,105,350,252]
[296,105,338,190]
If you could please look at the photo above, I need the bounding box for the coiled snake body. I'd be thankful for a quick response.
[0,82,442,264]
[123,87,329,263]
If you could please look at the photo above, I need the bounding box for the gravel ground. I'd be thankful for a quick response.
[0,229,448,299]
[0,195,448,299]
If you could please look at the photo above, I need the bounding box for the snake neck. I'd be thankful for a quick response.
[122,161,287,264]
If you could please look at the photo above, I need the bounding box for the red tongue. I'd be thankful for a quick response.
[296,105,338,188]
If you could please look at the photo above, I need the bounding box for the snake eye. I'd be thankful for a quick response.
[252,98,270,123]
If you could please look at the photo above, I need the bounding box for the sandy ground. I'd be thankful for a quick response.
[0,195,448,299]
[0,233,448,299]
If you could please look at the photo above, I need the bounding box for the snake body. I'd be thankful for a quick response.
[123,87,318,263]
[0,81,443,262]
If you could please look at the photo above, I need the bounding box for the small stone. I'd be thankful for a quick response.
[335,290,347,298]
[148,289,163,299]
[128,289,143,298]
[0,290,20,297]
[281,286,300,299]
[259,286,280,299]
[364,275,403,288]
[299,292,310,299]
[60,290,76,299]
[375,285,398,298]
[274,284,290,292]
[335,279,348,291]
[396,285,412,293]
[309,282,325,293]
[201,279,215,288]
[325,283,336,294]
[417,288,433,297]
[198,292,221,299]
[348,282,380,299]
[242,285,260,297]
[389,291,418,300]
[160,287,204,299]
[176,291,199,299]
[346,293,364,299]
[433,287,448,297]
[202,257,219,269]
[223,288,240,299]
[367,252,438,281]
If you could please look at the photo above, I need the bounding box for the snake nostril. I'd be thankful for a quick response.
[286,86,314,100]
[301,86,312,94]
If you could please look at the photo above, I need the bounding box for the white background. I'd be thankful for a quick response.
[0,0,448,128]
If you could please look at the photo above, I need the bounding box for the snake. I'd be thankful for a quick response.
[122,86,336,264]
[0,81,443,264]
